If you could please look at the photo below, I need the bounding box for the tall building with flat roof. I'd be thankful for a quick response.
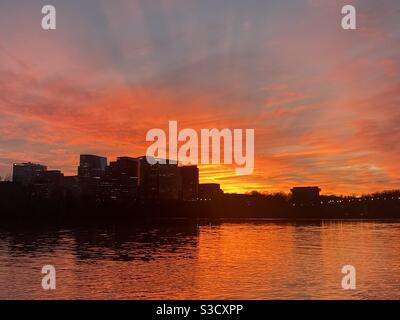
[78,154,107,178]
[100,157,139,202]
[137,156,182,200]
[12,162,47,185]
[78,154,107,195]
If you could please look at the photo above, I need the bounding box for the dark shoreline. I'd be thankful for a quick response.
[1,198,400,227]
[2,180,400,225]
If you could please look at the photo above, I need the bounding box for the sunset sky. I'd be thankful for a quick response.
[0,0,399,195]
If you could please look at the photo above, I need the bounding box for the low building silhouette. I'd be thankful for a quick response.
[198,183,224,200]
[12,162,47,186]
[33,170,64,199]
[291,187,321,205]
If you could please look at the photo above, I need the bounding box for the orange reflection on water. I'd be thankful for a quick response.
[0,221,399,299]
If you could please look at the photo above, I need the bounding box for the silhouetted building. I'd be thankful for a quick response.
[62,176,79,197]
[0,181,29,213]
[100,157,139,202]
[291,187,321,205]
[12,162,47,186]
[180,166,199,200]
[137,157,182,200]
[33,170,64,199]
[78,154,107,196]
[156,163,182,200]
[198,183,224,200]
[78,155,107,178]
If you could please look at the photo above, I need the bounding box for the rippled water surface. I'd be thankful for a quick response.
[0,220,399,299]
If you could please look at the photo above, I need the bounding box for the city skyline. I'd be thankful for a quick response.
[1,1,400,195]
[8,154,223,197]
[6,152,400,197]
